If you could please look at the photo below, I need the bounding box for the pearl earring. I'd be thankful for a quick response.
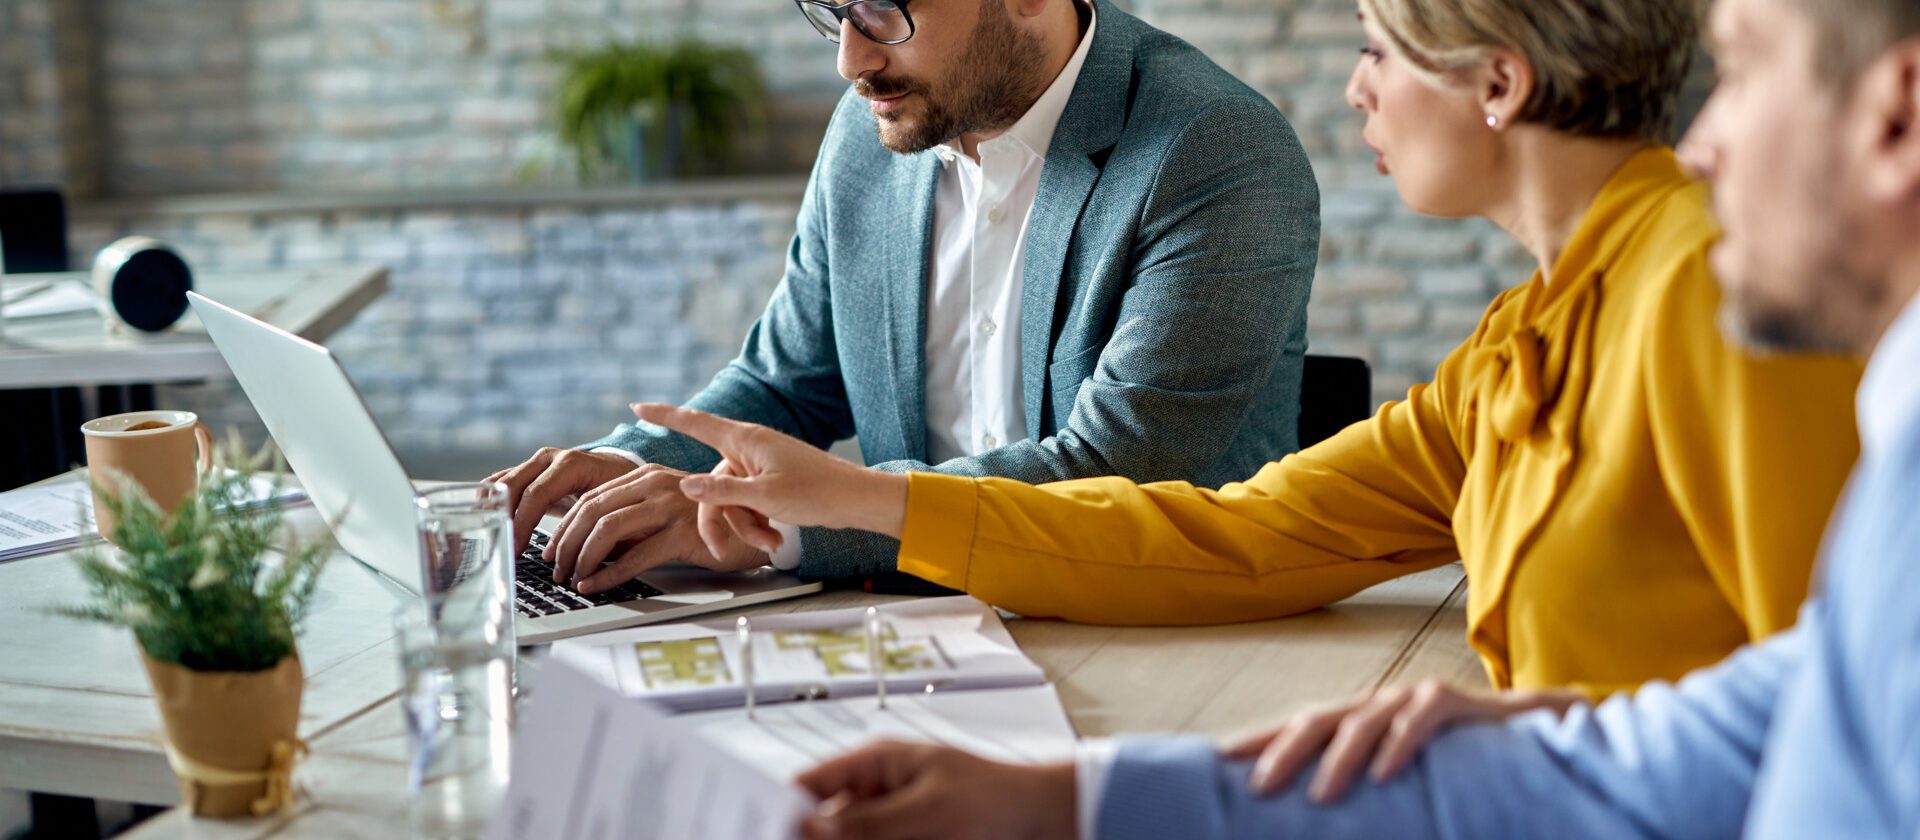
[1486,114,1499,129]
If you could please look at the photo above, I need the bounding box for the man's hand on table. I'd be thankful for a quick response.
[1224,679,1584,803]
[797,740,1077,840]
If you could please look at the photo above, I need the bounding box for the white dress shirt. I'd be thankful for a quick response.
[596,7,1097,568]
[923,6,1096,463]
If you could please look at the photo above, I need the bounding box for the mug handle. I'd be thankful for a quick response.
[193,422,214,474]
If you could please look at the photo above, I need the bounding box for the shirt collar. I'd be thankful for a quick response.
[935,1,1097,165]
[1858,290,1920,457]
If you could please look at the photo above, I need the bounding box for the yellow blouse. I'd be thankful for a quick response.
[895,149,1862,695]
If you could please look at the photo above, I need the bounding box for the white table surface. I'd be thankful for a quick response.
[0,266,389,389]
[0,500,408,807]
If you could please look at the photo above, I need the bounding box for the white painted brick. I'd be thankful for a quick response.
[1361,300,1425,334]
[1415,268,1493,300]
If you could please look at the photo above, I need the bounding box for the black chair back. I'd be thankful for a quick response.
[1298,354,1372,449]
[0,188,81,490]
[0,188,70,274]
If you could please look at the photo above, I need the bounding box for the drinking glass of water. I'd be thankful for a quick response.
[403,481,518,838]
[415,481,517,655]
[395,607,514,840]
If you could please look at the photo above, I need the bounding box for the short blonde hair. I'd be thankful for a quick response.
[1358,0,1704,140]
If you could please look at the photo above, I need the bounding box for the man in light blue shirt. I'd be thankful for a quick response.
[791,0,1920,836]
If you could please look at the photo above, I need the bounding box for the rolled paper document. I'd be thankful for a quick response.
[866,606,886,711]
[737,616,755,721]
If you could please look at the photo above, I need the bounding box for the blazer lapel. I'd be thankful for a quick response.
[885,153,942,462]
[1020,0,1135,437]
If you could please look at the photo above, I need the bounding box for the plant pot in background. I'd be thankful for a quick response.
[626,101,688,184]
[142,653,305,818]
[552,38,767,183]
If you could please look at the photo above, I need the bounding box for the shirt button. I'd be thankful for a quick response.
[979,318,997,337]
[981,433,999,449]
[987,204,1006,223]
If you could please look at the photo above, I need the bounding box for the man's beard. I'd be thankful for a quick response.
[1720,266,1888,356]
[1716,142,1887,357]
[857,2,1049,153]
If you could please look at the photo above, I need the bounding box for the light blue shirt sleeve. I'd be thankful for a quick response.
[1745,427,1920,838]
[1092,627,1803,840]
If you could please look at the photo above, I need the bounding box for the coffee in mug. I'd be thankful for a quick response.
[80,410,214,544]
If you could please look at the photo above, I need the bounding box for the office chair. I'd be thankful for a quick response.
[0,188,70,273]
[0,188,93,491]
[1298,354,1373,449]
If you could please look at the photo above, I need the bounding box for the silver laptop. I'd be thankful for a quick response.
[187,291,821,644]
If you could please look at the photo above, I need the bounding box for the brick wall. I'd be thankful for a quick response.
[81,0,842,196]
[71,185,804,456]
[0,0,98,195]
[18,0,1693,457]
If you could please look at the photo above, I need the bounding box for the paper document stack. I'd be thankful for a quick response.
[0,279,96,320]
[491,656,811,840]
[0,472,308,563]
[547,596,1079,777]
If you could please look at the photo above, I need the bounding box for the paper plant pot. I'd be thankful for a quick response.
[141,652,304,817]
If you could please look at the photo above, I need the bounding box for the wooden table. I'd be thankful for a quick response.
[0,266,389,389]
[116,565,1480,839]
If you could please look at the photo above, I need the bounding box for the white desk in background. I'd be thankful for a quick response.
[0,265,388,390]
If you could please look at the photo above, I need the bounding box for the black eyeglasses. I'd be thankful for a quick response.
[794,0,916,45]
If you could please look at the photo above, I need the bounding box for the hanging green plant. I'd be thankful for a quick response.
[552,38,769,182]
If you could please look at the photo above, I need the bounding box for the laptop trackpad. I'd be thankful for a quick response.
[641,564,789,599]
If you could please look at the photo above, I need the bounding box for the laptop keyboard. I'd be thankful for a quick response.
[512,529,663,618]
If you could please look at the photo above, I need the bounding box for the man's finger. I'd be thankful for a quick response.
[1370,702,1454,783]
[796,741,917,801]
[577,537,677,595]
[513,469,575,554]
[1308,698,1402,804]
[816,778,942,840]
[545,483,617,582]
[632,403,751,455]
[1223,726,1282,760]
[1250,713,1336,795]
[572,505,672,589]
[546,469,649,576]
[494,451,555,549]
[494,450,553,503]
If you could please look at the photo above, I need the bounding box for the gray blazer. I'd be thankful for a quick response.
[588,0,1320,578]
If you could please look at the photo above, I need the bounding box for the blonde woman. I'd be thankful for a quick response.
[640,0,1860,822]
[645,0,1857,669]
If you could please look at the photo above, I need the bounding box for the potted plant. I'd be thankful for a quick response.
[52,443,330,818]
[552,38,768,182]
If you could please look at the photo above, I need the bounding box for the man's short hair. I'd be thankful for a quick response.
[1357,0,1703,141]
[1797,0,1920,91]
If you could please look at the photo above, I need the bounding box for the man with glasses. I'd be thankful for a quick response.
[491,0,1318,591]
[786,0,1920,836]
